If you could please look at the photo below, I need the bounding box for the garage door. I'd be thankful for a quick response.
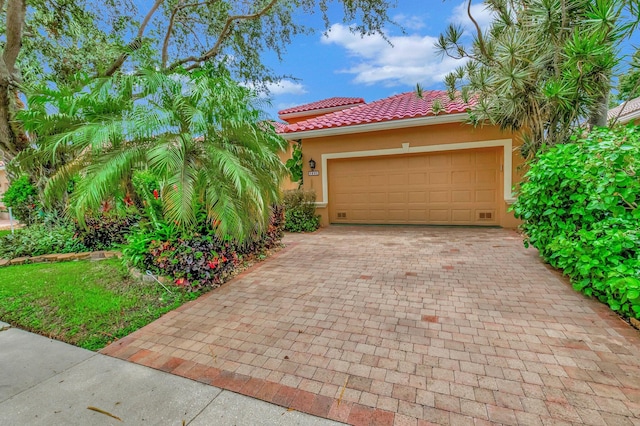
[328,148,501,225]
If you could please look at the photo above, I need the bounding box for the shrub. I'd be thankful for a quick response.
[2,175,41,225]
[122,205,285,292]
[0,219,87,259]
[75,214,138,251]
[283,189,320,232]
[511,125,640,319]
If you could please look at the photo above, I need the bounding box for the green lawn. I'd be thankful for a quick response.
[0,259,198,350]
[0,229,11,238]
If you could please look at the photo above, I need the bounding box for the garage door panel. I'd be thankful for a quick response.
[429,172,449,185]
[408,209,427,221]
[451,170,472,185]
[477,170,497,184]
[369,174,387,186]
[369,209,387,220]
[429,153,451,168]
[476,189,497,203]
[451,210,473,223]
[429,191,450,203]
[388,174,407,186]
[388,191,406,203]
[389,210,408,221]
[476,151,499,165]
[451,190,472,203]
[369,192,387,203]
[329,148,500,225]
[429,209,450,222]
[408,191,426,203]
[407,156,428,168]
[408,172,427,185]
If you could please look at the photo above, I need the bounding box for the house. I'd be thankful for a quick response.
[0,161,8,219]
[277,91,523,228]
[608,96,640,125]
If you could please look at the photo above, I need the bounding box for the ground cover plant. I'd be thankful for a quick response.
[512,125,640,319]
[0,218,86,259]
[0,258,198,350]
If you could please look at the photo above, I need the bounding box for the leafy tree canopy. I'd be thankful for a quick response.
[18,65,288,240]
[436,0,640,157]
[0,0,397,161]
[616,48,640,103]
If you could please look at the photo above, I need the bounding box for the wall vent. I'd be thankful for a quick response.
[478,212,493,220]
[337,212,347,219]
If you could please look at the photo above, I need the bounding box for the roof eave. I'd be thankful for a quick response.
[278,103,363,120]
[280,112,469,140]
[617,109,640,124]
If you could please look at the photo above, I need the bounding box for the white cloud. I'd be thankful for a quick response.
[242,79,307,97]
[266,80,307,96]
[393,13,426,31]
[449,1,495,34]
[321,23,466,88]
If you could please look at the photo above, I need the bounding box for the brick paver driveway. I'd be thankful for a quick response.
[103,226,640,425]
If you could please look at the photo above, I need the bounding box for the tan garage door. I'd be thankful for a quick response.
[328,148,501,225]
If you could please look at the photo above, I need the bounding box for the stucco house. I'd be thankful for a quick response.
[608,96,640,125]
[277,91,523,228]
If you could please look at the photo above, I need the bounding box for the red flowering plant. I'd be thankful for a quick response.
[147,234,241,292]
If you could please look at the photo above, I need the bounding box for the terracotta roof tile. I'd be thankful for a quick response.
[278,97,365,115]
[608,96,640,122]
[271,121,288,133]
[280,91,475,134]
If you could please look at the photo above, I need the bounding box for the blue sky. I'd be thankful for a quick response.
[258,0,640,120]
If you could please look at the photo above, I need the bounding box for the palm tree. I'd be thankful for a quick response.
[17,65,288,241]
[436,0,633,157]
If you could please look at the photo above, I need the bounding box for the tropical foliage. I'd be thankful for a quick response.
[2,175,41,225]
[123,205,284,292]
[512,125,640,319]
[0,218,86,259]
[17,65,287,241]
[285,140,303,185]
[616,49,640,103]
[0,0,396,163]
[283,188,320,232]
[436,0,640,156]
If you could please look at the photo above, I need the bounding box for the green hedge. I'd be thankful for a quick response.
[512,125,640,319]
[283,189,320,232]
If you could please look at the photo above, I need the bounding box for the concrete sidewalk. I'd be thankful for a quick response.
[0,322,341,425]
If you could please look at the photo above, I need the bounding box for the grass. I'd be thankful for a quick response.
[0,229,11,237]
[0,258,199,350]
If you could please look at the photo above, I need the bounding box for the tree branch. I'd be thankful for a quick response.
[168,0,279,71]
[3,0,26,80]
[162,1,211,69]
[102,0,164,77]
[467,0,489,59]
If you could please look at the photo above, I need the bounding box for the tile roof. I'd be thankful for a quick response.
[279,91,475,134]
[278,97,365,115]
[270,121,288,133]
[608,96,640,122]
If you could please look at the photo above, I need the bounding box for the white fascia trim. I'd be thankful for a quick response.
[619,109,640,124]
[319,138,514,207]
[279,104,361,121]
[281,113,468,140]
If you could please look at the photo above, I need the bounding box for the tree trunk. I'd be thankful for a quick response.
[0,71,18,164]
[0,0,27,168]
[588,90,609,129]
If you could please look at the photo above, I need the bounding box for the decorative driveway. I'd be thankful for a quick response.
[102,226,640,425]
